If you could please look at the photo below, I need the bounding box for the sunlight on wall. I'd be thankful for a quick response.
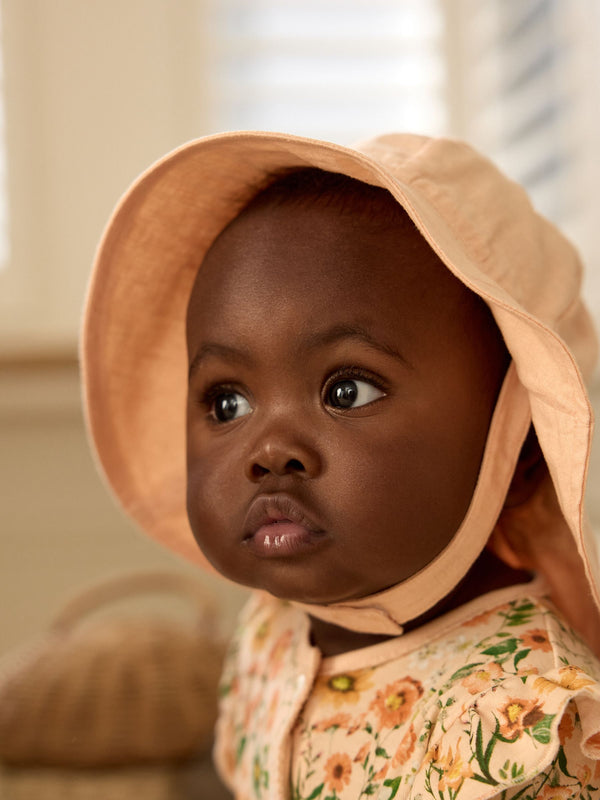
[0,4,9,271]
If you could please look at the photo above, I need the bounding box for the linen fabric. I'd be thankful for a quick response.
[214,581,600,800]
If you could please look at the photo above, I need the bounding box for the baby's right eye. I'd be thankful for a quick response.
[210,390,252,423]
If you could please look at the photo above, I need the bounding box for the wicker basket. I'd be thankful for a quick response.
[0,759,230,800]
[0,570,229,798]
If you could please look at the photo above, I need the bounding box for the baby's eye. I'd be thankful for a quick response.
[211,391,252,423]
[327,379,384,409]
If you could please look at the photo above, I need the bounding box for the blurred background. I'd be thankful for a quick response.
[3,0,600,656]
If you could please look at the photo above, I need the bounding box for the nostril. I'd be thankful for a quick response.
[250,463,269,480]
[249,457,307,481]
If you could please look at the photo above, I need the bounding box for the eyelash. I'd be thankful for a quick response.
[196,366,388,423]
[322,366,388,405]
[198,382,246,413]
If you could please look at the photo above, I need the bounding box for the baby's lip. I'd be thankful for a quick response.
[243,493,324,541]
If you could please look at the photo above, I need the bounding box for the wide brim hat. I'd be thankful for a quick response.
[81,131,600,626]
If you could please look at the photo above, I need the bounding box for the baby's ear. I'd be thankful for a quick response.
[486,426,547,570]
[487,425,548,571]
[503,425,547,509]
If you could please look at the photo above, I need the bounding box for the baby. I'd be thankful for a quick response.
[82,132,600,799]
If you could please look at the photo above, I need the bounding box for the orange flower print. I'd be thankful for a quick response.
[463,605,507,627]
[461,662,503,695]
[314,670,374,707]
[537,786,575,800]
[533,677,559,694]
[369,677,423,728]
[534,665,595,694]
[268,629,293,678]
[354,742,370,763]
[346,715,366,735]
[243,694,261,728]
[498,698,545,739]
[556,666,595,691]
[324,752,352,792]
[520,628,552,652]
[266,690,280,731]
[580,765,593,789]
[373,763,389,781]
[558,710,574,743]
[585,731,600,758]
[313,712,353,733]
[437,743,473,792]
[221,719,237,775]
[392,725,416,768]
[517,667,539,679]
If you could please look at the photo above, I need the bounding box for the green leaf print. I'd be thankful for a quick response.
[472,719,500,786]
[376,746,390,758]
[236,735,247,764]
[447,663,485,684]
[557,746,574,779]
[513,649,531,670]
[531,714,555,744]
[306,783,325,799]
[383,776,402,799]
[504,602,535,627]
[481,638,519,657]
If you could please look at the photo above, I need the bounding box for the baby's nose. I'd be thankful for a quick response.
[245,427,322,481]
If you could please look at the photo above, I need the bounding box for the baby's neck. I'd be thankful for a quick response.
[309,550,532,657]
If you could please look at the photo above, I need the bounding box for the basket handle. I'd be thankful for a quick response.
[50,570,219,635]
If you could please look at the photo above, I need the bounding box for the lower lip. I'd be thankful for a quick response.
[244,521,327,558]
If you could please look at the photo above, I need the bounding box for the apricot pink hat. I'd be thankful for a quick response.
[81,132,600,648]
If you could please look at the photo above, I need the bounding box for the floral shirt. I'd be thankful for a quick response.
[214,581,600,800]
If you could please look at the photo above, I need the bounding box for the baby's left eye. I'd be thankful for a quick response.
[326,379,384,409]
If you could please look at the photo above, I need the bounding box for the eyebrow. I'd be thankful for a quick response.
[188,322,412,381]
[303,323,412,368]
[188,342,255,381]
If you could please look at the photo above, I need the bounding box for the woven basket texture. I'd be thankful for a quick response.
[0,760,232,800]
[0,571,226,768]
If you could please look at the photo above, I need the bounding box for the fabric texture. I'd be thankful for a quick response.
[215,584,600,800]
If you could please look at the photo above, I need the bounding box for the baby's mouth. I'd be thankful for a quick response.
[242,495,327,558]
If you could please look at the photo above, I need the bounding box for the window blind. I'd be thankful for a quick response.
[204,0,447,144]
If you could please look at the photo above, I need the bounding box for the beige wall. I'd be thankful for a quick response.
[0,359,249,655]
[0,0,249,656]
[0,0,215,356]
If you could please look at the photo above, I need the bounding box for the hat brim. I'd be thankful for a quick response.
[81,130,599,612]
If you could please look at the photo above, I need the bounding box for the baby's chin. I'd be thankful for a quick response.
[235,570,400,607]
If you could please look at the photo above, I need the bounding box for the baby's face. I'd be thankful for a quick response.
[186,198,508,604]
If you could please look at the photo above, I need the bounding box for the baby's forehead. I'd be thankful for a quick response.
[188,175,501,362]
[194,166,429,298]
[229,166,416,234]
[194,176,437,305]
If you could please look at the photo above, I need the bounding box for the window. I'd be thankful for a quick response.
[447,0,600,326]
[204,0,447,143]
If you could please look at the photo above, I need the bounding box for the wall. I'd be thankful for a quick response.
[0,0,248,656]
